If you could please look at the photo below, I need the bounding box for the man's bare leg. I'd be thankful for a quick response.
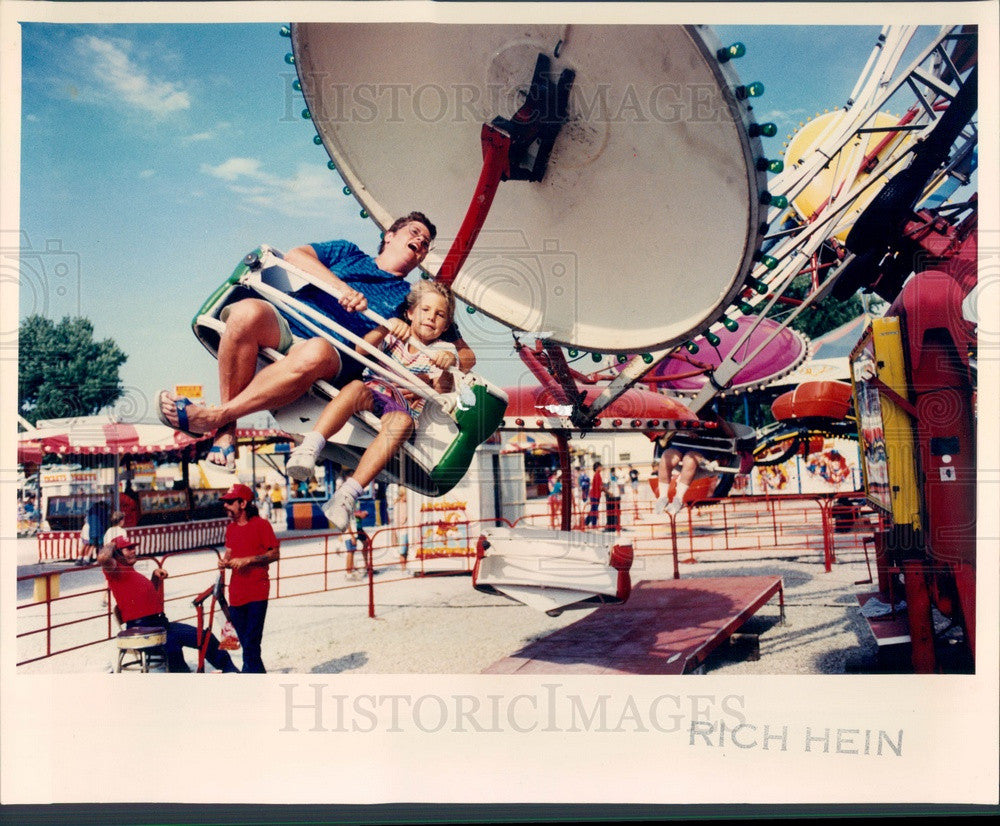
[666,451,702,516]
[160,300,341,450]
[653,447,682,513]
[211,300,280,462]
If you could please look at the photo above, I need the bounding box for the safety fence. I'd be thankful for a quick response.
[35,519,229,563]
[17,496,878,668]
[517,493,881,573]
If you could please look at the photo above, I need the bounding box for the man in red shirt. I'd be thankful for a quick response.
[99,535,237,673]
[584,461,604,528]
[219,484,280,673]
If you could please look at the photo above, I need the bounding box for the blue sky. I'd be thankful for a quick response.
[16,21,943,425]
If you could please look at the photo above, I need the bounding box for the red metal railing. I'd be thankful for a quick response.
[36,519,229,562]
[515,493,881,573]
[17,497,878,667]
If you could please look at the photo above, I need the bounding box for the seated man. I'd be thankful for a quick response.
[98,535,237,673]
[158,212,474,470]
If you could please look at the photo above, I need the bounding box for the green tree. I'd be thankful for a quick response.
[18,315,127,425]
[769,274,869,341]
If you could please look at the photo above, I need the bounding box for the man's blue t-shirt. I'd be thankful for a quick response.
[295,240,411,344]
[296,240,460,345]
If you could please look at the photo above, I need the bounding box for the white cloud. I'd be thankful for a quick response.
[139,169,156,178]
[76,35,190,117]
[201,157,342,217]
[183,131,216,143]
[202,157,265,182]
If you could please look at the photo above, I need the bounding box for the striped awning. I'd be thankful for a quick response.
[17,417,211,463]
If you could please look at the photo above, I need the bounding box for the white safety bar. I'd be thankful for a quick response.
[242,248,469,414]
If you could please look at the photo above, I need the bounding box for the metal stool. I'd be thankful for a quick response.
[115,626,167,673]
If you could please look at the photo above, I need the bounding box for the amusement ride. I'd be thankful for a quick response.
[19,23,981,673]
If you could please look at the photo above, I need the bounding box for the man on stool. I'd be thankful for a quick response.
[99,535,238,673]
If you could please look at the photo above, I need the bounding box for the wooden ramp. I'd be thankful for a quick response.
[483,576,784,675]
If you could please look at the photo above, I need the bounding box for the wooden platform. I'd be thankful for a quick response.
[483,576,784,675]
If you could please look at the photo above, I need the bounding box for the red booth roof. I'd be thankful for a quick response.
[17,419,212,464]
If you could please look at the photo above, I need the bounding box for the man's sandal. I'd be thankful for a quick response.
[157,390,207,438]
[207,443,237,472]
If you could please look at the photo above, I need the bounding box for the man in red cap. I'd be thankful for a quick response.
[219,483,280,673]
[98,535,237,673]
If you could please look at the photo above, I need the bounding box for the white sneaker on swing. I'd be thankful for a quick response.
[323,488,358,531]
[287,443,320,480]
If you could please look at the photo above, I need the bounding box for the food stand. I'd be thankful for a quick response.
[17,416,229,561]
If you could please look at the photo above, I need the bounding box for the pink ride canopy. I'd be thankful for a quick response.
[624,317,809,394]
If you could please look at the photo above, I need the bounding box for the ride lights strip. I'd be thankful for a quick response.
[499,417,712,431]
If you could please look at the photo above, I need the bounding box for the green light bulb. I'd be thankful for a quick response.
[722,316,739,332]
[301,108,311,120]
[738,300,755,314]
[342,185,352,196]
[292,79,302,92]
[642,353,654,364]
[760,192,788,208]
[279,25,291,38]
[684,341,699,354]
[591,353,603,363]
[313,135,323,145]
[284,53,295,65]
[617,355,628,364]
[757,253,778,269]
[466,306,476,314]
[568,349,579,358]
[716,42,746,62]
[705,332,721,347]
[327,160,336,171]
[360,209,369,219]
[757,158,784,173]
[736,81,764,100]
[749,278,768,294]
[750,122,778,138]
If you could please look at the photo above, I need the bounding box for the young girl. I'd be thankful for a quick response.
[286,280,458,530]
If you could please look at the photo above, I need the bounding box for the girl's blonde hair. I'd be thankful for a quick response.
[405,278,455,326]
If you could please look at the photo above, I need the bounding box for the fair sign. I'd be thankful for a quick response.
[173,384,203,401]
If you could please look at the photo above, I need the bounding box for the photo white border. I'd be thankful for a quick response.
[1,0,997,809]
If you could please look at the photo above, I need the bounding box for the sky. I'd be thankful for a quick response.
[13,16,947,427]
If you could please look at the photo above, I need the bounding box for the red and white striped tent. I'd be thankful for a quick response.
[17,416,211,464]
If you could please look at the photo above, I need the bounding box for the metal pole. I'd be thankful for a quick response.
[556,431,573,532]
[251,435,257,488]
[113,453,121,511]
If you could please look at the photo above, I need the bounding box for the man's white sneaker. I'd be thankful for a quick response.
[322,488,357,531]
[652,495,669,515]
[286,444,319,481]
[666,499,684,516]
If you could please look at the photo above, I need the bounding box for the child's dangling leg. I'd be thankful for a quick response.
[323,476,364,532]
[286,382,372,481]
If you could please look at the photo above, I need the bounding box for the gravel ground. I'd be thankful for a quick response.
[14,497,896,676]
